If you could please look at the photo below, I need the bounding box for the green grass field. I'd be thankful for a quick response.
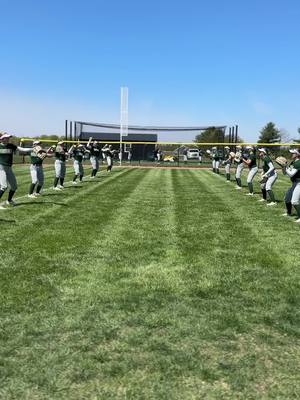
[0,165,299,399]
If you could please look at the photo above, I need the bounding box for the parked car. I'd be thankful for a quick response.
[187,148,200,159]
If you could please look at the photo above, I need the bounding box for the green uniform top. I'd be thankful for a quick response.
[73,148,85,162]
[212,151,220,161]
[30,151,43,165]
[89,145,100,158]
[0,143,17,166]
[290,159,300,182]
[262,156,272,173]
[224,151,231,164]
[55,145,66,162]
[248,154,257,169]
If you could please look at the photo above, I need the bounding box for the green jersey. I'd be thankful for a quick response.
[55,145,66,162]
[89,145,101,158]
[30,151,43,165]
[290,159,300,182]
[248,154,257,169]
[0,143,17,166]
[73,148,85,163]
[212,151,220,161]
[262,156,272,173]
[224,151,231,164]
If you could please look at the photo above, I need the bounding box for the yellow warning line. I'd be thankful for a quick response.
[20,138,299,147]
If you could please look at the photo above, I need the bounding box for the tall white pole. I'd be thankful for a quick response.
[120,87,128,167]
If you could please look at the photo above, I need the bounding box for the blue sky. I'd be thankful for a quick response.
[1,0,300,142]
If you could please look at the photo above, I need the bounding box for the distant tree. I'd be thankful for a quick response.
[258,122,281,143]
[10,136,22,146]
[224,134,244,143]
[194,127,225,143]
[37,134,64,142]
[280,129,291,144]
[294,128,300,143]
[194,127,243,144]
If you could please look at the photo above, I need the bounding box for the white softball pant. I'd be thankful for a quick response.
[260,172,277,191]
[90,156,99,171]
[247,166,258,183]
[213,160,220,169]
[0,164,17,191]
[235,163,244,179]
[106,156,112,167]
[55,160,66,179]
[73,160,84,176]
[30,165,44,186]
[225,163,231,174]
[291,182,300,206]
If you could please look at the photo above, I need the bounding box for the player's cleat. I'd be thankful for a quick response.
[258,198,266,202]
[246,193,254,196]
[72,181,78,185]
[282,212,291,217]
[34,193,41,196]
[295,218,300,223]
[235,186,242,190]
[28,194,37,199]
[53,186,62,191]
[226,180,230,183]
[6,200,17,207]
[57,185,64,189]
[0,205,7,210]
[267,202,277,206]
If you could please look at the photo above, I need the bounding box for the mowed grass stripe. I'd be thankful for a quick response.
[0,168,130,230]
[0,168,186,399]
[6,164,94,199]
[167,169,300,397]
[0,168,140,299]
[0,168,299,399]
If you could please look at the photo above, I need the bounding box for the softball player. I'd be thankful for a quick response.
[183,147,188,164]
[28,141,52,198]
[223,146,232,182]
[211,147,220,173]
[101,145,117,172]
[282,149,300,222]
[234,145,244,190]
[0,133,32,208]
[243,146,258,196]
[127,148,132,162]
[87,139,101,178]
[69,144,86,183]
[198,149,203,164]
[258,148,277,205]
[53,141,67,190]
[157,149,162,163]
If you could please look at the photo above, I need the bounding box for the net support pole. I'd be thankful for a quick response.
[120,87,129,167]
[65,120,68,142]
[235,125,238,143]
[70,121,73,142]
[69,121,73,149]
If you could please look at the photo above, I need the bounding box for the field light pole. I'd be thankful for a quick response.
[120,87,129,167]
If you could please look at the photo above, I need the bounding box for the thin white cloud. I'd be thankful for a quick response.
[252,101,272,115]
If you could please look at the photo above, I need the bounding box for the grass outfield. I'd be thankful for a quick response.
[0,165,299,399]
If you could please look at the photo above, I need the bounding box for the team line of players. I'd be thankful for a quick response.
[0,134,117,209]
[207,145,300,223]
[0,132,300,222]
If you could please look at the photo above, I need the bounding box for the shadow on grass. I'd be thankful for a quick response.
[62,186,83,190]
[0,218,16,223]
[14,201,68,207]
[39,193,62,197]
